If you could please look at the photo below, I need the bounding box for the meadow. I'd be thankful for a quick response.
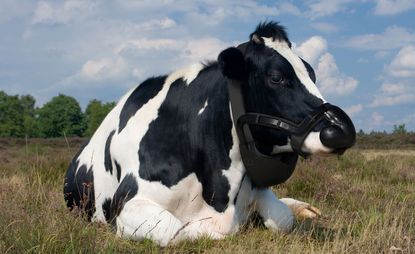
[0,137,414,253]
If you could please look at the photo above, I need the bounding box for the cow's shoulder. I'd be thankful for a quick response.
[137,62,234,212]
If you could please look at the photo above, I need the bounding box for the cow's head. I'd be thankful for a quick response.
[218,21,355,157]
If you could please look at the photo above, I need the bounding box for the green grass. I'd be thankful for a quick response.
[0,140,414,253]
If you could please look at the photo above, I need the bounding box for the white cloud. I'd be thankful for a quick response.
[370,80,415,107]
[131,18,176,31]
[370,92,415,107]
[114,0,194,12]
[181,38,228,62]
[387,45,415,78]
[295,36,327,66]
[66,36,228,87]
[370,45,415,107]
[32,0,99,25]
[374,50,391,59]
[316,53,358,95]
[115,37,227,62]
[374,0,415,15]
[345,26,415,50]
[115,38,184,53]
[295,37,358,96]
[399,113,415,125]
[345,104,363,117]
[0,0,33,24]
[380,83,408,94]
[79,57,129,82]
[185,2,280,27]
[277,2,302,16]
[306,0,353,19]
[371,112,384,127]
[311,22,339,33]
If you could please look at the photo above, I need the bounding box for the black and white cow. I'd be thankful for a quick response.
[64,21,355,246]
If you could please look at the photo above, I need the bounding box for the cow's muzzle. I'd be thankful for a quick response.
[319,107,356,152]
[239,103,356,157]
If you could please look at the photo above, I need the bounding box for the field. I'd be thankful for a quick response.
[0,138,414,253]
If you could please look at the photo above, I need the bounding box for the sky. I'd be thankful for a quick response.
[1,0,415,132]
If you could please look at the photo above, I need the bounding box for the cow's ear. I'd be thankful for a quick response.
[218,47,246,80]
[251,34,264,45]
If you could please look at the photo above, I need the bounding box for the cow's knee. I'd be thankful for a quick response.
[116,198,184,246]
[255,189,294,233]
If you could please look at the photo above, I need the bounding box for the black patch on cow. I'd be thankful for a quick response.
[114,160,121,182]
[110,173,138,222]
[301,58,316,83]
[64,140,96,220]
[138,65,233,213]
[119,76,167,133]
[102,198,112,223]
[104,130,116,174]
[63,160,95,219]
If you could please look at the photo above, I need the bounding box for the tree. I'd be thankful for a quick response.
[84,99,116,136]
[0,91,25,137]
[393,124,407,135]
[37,94,85,137]
[20,95,38,137]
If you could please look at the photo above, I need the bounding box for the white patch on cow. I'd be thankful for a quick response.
[301,131,332,154]
[168,63,203,85]
[119,173,237,243]
[255,189,294,233]
[224,103,249,210]
[262,37,326,102]
[197,99,208,115]
[116,197,186,246]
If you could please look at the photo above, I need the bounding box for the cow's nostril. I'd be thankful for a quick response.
[320,125,355,149]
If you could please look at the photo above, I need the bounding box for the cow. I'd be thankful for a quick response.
[64,21,356,246]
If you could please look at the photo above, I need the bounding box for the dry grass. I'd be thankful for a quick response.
[0,139,414,253]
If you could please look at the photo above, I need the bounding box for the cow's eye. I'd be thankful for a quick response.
[270,73,283,84]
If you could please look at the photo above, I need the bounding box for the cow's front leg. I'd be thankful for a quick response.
[116,198,190,246]
[254,188,294,233]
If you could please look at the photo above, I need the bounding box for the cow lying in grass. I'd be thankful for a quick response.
[64,21,355,246]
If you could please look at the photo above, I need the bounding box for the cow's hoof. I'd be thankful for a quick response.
[295,204,321,220]
[279,198,321,220]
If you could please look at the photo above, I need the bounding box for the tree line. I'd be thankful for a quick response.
[0,91,115,138]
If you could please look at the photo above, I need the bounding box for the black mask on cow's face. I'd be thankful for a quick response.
[218,29,355,157]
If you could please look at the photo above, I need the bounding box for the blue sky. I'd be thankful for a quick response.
[1,0,415,132]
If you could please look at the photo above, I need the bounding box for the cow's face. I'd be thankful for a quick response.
[219,22,355,156]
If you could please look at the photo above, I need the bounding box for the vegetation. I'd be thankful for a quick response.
[84,100,116,137]
[0,91,115,138]
[356,131,415,150]
[37,94,85,138]
[0,91,30,137]
[0,138,413,253]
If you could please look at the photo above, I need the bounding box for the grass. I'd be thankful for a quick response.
[0,139,414,253]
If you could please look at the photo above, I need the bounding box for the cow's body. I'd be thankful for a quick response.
[64,22,355,246]
[65,62,294,245]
